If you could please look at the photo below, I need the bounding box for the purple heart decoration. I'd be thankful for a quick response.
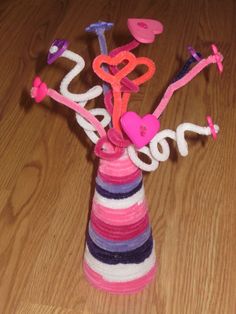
[120,111,160,149]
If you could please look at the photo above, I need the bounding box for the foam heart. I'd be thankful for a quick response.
[120,111,160,149]
[128,18,163,43]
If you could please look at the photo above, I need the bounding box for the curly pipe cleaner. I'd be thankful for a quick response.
[60,50,103,104]
[128,122,220,172]
[31,77,106,138]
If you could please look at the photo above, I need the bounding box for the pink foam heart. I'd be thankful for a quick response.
[120,111,160,149]
[128,18,163,43]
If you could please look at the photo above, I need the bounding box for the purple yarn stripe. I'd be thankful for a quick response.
[86,233,153,265]
[96,174,142,194]
[88,223,151,252]
[95,180,142,199]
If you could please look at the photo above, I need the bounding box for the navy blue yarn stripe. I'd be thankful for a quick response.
[172,52,202,83]
[95,180,143,199]
[86,232,153,265]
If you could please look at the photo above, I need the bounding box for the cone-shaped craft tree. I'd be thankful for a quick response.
[31,19,223,294]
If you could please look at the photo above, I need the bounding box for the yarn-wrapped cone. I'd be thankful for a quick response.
[83,150,156,294]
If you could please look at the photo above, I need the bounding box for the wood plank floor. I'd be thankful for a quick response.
[0,0,235,313]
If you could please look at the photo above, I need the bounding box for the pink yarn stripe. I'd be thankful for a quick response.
[100,156,137,168]
[153,55,218,118]
[91,210,148,232]
[98,169,141,184]
[47,89,106,137]
[92,200,148,226]
[99,164,138,177]
[90,212,149,241]
[83,261,157,294]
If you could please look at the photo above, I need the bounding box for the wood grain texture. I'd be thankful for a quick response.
[0,0,235,313]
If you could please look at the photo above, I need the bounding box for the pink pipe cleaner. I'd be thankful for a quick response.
[153,50,223,119]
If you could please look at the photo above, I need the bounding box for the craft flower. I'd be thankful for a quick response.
[47,39,68,64]
[206,115,217,140]
[85,21,114,33]
[211,44,223,73]
[31,76,48,103]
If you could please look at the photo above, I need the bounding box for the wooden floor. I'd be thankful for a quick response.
[0,0,235,313]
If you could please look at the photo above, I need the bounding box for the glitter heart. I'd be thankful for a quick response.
[120,111,160,149]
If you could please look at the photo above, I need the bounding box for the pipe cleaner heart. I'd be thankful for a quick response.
[93,51,137,87]
[120,111,160,149]
[128,18,163,44]
[31,76,48,103]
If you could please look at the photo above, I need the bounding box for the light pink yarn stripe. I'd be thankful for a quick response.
[92,200,148,226]
[83,261,157,294]
[100,156,138,168]
[98,169,141,184]
[99,162,138,177]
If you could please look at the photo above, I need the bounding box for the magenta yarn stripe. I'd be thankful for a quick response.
[92,200,148,226]
[83,262,157,294]
[91,210,149,233]
[88,223,151,252]
[90,213,149,241]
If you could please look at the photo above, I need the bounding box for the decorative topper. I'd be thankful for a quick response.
[211,44,223,73]
[47,39,68,64]
[120,111,160,149]
[31,76,48,103]
[206,115,217,140]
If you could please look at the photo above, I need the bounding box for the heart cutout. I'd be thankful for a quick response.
[120,111,160,149]
[93,51,137,87]
[128,18,163,43]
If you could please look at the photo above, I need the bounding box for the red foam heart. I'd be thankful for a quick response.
[120,111,160,149]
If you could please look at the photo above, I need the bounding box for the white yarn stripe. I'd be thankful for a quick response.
[94,185,145,209]
[84,244,156,282]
